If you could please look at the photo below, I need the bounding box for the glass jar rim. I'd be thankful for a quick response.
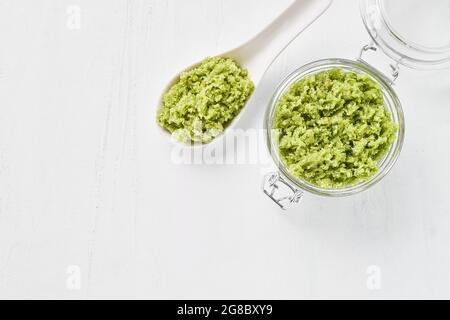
[264,58,405,197]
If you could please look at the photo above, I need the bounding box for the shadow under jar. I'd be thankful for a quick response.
[262,0,450,210]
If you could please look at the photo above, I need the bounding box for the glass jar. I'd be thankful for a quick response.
[262,0,450,210]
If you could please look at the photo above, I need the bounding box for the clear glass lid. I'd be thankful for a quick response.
[360,0,450,69]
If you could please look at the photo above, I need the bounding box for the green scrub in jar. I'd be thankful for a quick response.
[273,68,398,188]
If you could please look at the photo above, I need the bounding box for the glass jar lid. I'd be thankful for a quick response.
[360,0,450,70]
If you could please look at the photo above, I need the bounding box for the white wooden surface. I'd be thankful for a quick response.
[1,0,450,299]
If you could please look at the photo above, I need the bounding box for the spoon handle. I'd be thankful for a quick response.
[230,0,333,83]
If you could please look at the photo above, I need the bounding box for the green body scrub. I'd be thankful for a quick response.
[157,57,254,144]
[274,68,398,188]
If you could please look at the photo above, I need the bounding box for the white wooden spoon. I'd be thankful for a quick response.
[157,0,333,147]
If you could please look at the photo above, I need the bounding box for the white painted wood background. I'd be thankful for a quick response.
[1,0,450,299]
